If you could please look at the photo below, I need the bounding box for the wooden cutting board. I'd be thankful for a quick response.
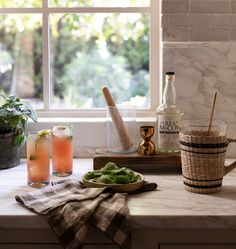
[93,149,182,174]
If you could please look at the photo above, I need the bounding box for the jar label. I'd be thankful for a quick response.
[157,115,179,149]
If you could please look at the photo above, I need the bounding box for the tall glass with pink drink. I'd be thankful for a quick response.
[27,131,50,187]
[52,125,73,176]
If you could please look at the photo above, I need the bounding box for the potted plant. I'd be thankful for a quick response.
[0,92,37,169]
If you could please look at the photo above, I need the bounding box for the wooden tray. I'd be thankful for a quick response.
[93,149,182,174]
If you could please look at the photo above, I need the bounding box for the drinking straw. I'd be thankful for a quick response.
[207,91,217,135]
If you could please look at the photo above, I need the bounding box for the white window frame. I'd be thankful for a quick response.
[0,0,161,119]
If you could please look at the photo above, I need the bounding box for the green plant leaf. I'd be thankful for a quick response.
[0,93,37,137]
[14,134,24,146]
[0,109,9,117]
[21,100,38,122]
[0,94,7,107]
[9,116,20,128]
[7,108,21,116]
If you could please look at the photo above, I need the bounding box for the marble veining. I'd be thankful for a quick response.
[129,170,236,229]
[163,42,236,157]
[0,159,236,230]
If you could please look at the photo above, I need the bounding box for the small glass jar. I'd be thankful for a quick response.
[107,106,137,153]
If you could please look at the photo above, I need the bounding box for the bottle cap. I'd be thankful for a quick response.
[166,72,175,75]
[165,72,175,81]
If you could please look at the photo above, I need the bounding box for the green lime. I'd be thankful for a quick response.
[38,129,51,138]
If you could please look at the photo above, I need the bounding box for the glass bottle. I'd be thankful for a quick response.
[156,72,183,153]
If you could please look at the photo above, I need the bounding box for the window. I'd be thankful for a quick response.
[0,0,160,117]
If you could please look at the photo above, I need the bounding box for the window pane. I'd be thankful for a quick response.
[0,14,43,109]
[49,0,150,7]
[0,1,41,7]
[50,13,150,109]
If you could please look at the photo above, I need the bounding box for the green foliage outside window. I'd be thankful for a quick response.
[0,1,149,108]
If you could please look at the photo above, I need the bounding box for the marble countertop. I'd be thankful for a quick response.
[1,159,236,230]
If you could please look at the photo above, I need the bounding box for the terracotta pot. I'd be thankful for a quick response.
[0,132,21,169]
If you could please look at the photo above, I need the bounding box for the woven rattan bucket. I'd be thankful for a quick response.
[179,122,236,194]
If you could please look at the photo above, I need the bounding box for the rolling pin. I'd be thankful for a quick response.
[102,86,133,150]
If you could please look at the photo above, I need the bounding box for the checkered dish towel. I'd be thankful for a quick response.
[15,179,157,249]
[15,179,129,249]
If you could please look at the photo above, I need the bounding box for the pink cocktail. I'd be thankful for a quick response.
[52,125,73,176]
[27,132,50,187]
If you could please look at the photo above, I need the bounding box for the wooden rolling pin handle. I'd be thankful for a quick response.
[102,87,133,150]
[102,86,116,107]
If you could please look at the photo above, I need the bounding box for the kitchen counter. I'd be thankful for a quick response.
[1,159,236,249]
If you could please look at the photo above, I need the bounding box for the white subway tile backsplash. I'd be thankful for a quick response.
[190,28,230,41]
[231,28,236,40]
[232,1,236,13]
[190,0,230,14]
[168,14,211,27]
[162,15,169,28]
[162,0,236,41]
[162,0,189,14]
[163,28,190,41]
[212,15,231,27]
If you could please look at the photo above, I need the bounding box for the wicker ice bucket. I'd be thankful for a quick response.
[179,119,236,194]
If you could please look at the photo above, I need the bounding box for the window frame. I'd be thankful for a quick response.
[0,0,161,118]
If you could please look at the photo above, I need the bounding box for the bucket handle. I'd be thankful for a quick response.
[224,138,236,176]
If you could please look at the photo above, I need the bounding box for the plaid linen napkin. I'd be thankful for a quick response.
[15,179,157,249]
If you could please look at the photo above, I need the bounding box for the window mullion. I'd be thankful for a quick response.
[150,0,161,112]
[47,7,150,13]
[0,8,42,13]
[42,0,50,110]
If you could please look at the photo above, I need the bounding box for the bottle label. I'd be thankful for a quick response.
[157,115,180,149]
